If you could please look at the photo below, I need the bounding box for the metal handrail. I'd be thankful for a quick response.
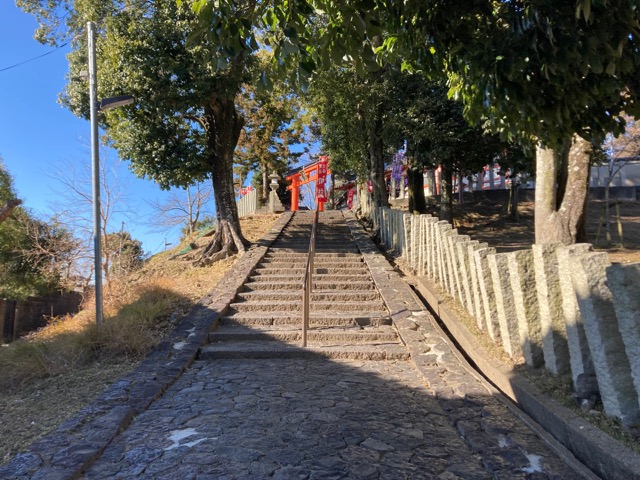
[301,209,319,347]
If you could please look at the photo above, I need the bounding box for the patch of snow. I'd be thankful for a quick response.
[165,428,214,451]
[173,341,186,350]
[498,435,510,448]
[521,453,544,473]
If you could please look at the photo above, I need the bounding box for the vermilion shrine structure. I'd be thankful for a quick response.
[285,156,331,212]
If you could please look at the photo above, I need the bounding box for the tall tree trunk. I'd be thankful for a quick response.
[440,162,453,223]
[407,166,426,214]
[368,110,389,208]
[262,164,269,206]
[509,181,520,222]
[197,96,247,265]
[535,134,591,245]
[458,174,464,205]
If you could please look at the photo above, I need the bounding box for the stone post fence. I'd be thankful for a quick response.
[236,188,258,218]
[372,204,640,427]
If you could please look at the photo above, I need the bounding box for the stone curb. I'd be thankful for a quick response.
[0,212,294,480]
[348,215,640,480]
[412,276,640,480]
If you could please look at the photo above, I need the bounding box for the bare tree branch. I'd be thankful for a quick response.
[146,182,214,237]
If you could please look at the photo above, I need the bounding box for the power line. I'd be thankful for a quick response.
[0,41,69,73]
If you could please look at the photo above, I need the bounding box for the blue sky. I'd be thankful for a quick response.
[0,4,204,255]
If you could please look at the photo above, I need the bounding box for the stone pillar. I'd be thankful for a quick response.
[393,210,400,252]
[381,208,389,246]
[447,235,471,308]
[269,189,284,213]
[473,247,500,342]
[417,215,425,276]
[442,230,461,299]
[467,242,488,326]
[410,215,419,272]
[457,240,476,316]
[607,263,640,404]
[557,244,598,398]
[571,253,640,426]
[396,210,405,254]
[403,213,412,264]
[435,222,453,293]
[488,253,523,360]
[507,250,544,368]
[426,217,439,280]
[533,243,571,376]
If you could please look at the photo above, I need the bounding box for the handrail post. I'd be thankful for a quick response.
[302,209,318,347]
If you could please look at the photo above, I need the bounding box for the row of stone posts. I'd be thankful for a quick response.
[375,206,640,427]
[236,188,258,218]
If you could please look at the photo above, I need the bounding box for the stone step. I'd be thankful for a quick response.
[247,273,373,283]
[273,239,355,245]
[199,343,410,361]
[253,266,370,275]
[220,312,392,328]
[265,248,361,255]
[208,326,400,344]
[243,280,376,291]
[269,243,359,250]
[235,290,381,303]
[229,300,386,313]
[259,260,365,268]
[264,252,362,260]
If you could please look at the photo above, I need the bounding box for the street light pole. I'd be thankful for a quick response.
[88,21,103,325]
[87,22,135,324]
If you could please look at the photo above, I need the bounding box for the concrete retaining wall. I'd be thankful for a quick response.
[373,205,640,426]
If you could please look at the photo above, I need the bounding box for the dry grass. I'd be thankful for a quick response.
[0,278,184,392]
[0,213,281,465]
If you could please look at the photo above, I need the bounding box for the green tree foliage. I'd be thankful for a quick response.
[380,1,640,243]
[235,62,308,204]
[386,76,503,220]
[18,0,268,264]
[310,67,401,208]
[107,231,143,277]
[0,158,78,298]
[184,0,640,244]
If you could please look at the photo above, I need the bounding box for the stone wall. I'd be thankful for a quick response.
[373,205,640,427]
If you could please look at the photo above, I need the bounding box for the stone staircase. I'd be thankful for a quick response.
[200,210,409,360]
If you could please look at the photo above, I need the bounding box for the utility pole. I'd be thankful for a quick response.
[87,22,134,324]
[88,21,103,325]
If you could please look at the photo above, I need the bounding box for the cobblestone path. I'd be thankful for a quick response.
[82,357,583,480]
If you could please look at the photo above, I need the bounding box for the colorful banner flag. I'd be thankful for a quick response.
[316,156,329,202]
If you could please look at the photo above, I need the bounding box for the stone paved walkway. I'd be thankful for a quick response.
[2,211,597,479]
[82,356,583,479]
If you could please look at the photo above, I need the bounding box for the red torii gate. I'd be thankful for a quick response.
[285,157,331,212]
